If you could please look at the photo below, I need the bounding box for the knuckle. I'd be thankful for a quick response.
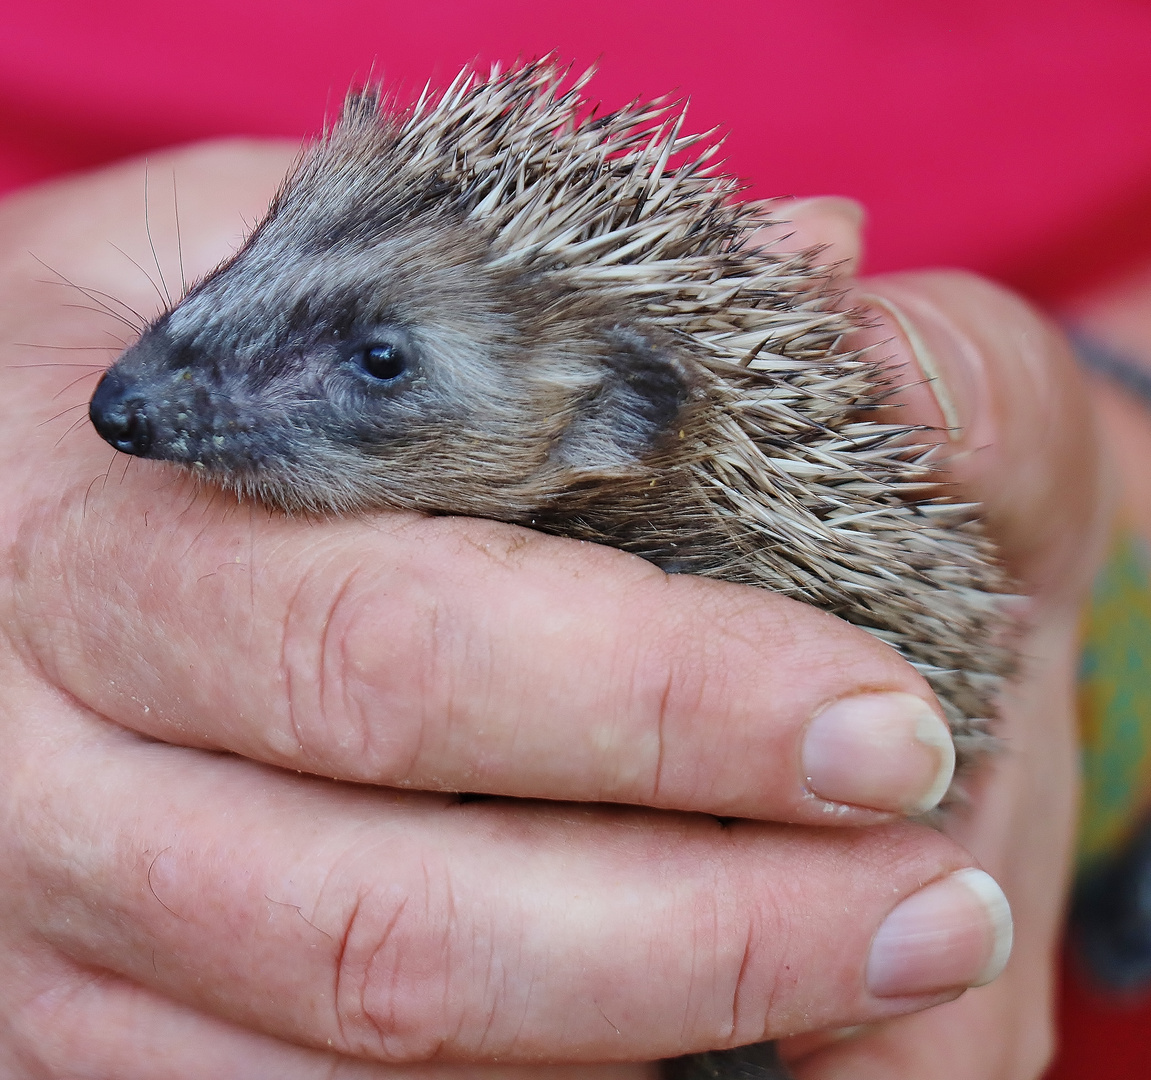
[338,570,458,780]
[722,879,792,1048]
[621,583,756,804]
[669,855,791,1052]
[276,557,443,781]
[328,855,480,1062]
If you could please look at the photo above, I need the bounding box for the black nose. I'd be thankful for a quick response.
[89,369,153,455]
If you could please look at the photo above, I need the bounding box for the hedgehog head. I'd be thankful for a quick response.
[90,65,767,513]
[89,61,846,515]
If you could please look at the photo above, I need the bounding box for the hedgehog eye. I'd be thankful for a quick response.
[354,342,408,382]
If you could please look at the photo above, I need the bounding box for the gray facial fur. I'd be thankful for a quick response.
[94,197,694,517]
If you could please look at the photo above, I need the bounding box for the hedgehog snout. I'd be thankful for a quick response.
[90,368,154,456]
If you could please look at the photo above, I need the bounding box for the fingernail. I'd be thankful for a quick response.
[754,197,866,275]
[759,195,867,231]
[859,288,977,441]
[867,868,1014,998]
[786,195,867,230]
[803,692,955,814]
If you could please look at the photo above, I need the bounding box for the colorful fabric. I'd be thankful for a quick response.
[1077,525,1151,870]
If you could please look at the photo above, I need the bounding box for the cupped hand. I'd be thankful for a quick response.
[0,144,1094,1078]
[775,267,1104,1077]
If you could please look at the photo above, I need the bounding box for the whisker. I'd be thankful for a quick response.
[108,241,169,312]
[98,329,131,349]
[172,170,187,296]
[55,301,138,331]
[56,412,94,447]
[144,163,173,307]
[72,284,149,327]
[13,344,116,358]
[84,468,107,512]
[12,361,108,369]
[40,400,89,428]
[53,369,105,398]
[31,257,143,332]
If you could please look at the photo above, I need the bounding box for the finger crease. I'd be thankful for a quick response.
[730,919,757,1041]
[652,664,674,800]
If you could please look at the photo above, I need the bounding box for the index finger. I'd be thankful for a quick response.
[2,144,953,825]
[13,478,942,823]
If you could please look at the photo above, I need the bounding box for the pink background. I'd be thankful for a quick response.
[3,0,1151,302]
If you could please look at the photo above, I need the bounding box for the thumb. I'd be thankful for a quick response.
[856,270,1108,601]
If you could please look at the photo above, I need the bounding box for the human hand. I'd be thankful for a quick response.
[0,144,1086,1078]
[772,263,1104,1075]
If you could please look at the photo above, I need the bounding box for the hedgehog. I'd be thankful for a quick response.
[87,60,1013,1080]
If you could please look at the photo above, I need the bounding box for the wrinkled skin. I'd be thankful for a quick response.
[0,141,1101,1078]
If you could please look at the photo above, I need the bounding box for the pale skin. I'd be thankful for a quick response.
[0,141,1103,1078]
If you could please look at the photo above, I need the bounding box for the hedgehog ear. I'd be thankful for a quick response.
[556,328,692,473]
[341,86,382,127]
